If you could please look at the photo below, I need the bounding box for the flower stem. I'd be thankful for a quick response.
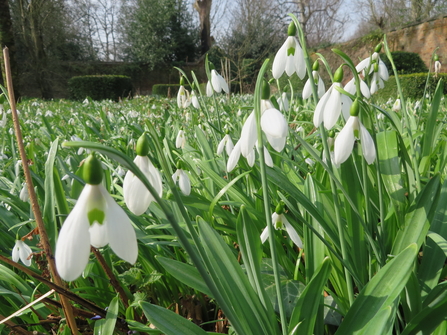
[2,47,78,334]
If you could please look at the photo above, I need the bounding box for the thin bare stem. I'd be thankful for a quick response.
[2,47,78,334]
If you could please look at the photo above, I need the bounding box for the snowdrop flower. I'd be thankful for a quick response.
[227,140,242,172]
[207,65,229,95]
[303,61,326,99]
[82,98,89,105]
[176,130,186,149]
[19,183,29,202]
[240,81,288,158]
[191,90,200,109]
[12,240,33,266]
[392,99,401,111]
[272,22,305,80]
[333,99,376,167]
[314,67,351,129]
[45,110,53,117]
[344,77,370,99]
[71,135,85,155]
[356,44,389,82]
[370,63,385,95]
[172,167,191,196]
[261,202,302,248]
[278,92,289,112]
[177,85,191,109]
[434,55,441,77]
[55,153,138,281]
[123,134,163,215]
[217,134,234,156]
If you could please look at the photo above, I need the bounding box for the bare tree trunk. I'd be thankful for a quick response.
[194,0,212,55]
[0,0,20,97]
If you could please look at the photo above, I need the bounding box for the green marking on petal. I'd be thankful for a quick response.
[287,47,295,56]
[88,208,105,226]
[354,129,360,138]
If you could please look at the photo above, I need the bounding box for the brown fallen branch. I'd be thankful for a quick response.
[0,314,33,335]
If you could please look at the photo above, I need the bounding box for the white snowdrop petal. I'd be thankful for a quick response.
[225,136,234,156]
[89,222,109,248]
[334,117,357,167]
[264,147,274,167]
[260,226,269,243]
[179,170,191,196]
[240,112,257,157]
[272,41,288,79]
[12,243,20,263]
[101,186,138,264]
[227,141,241,172]
[206,81,213,97]
[247,148,255,167]
[341,95,352,121]
[211,70,222,93]
[265,134,287,152]
[18,241,32,267]
[313,87,331,127]
[55,186,92,281]
[302,79,312,99]
[324,86,342,130]
[360,124,376,164]
[217,137,226,155]
[360,79,371,98]
[284,221,303,248]
[318,78,326,98]
[261,108,288,138]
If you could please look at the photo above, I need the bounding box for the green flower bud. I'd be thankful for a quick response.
[176,160,183,170]
[328,130,335,138]
[350,98,360,117]
[374,62,379,73]
[334,67,344,83]
[312,60,320,71]
[209,62,215,71]
[0,94,5,104]
[434,54,439,61]
[83,153,103,185]
[180,76,185,86]
[287,22,297,36]
[275,201,285,215]
[136,133,150,156]
[261,79,270,100]
[374,43,382,53]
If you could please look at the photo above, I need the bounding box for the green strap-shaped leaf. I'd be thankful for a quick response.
[334,243,418,334]
[392,174,440,255]
[156,256,213,297]
[288,257,332,335]
[94,295,119,335]
[140,301,208,335]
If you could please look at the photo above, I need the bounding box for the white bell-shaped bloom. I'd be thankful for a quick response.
[392,99,401,111]
[217,134,234,156]
[278,92,289,112]
[333,116,376,167]
[435,60,441,75]
[177,86,191,109]
[191,90,200,109]
[208,70,229,94]
[303,71,326,99]
[172,169,191,196]
[272,36,306,79]
[55,184,138,281]
[261,213,303,248]
[12,240,32,266]
[0,107,7,128]
[19,183,29,202]
[344,77,371,99]
[123,156,163,215]
[370,71,385,95]
[176,130,186,149]
[314,83,351,130]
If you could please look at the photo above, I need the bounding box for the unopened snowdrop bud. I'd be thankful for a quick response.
[56,152,138,281]
[334,66,344,83]
[12,240,33,266]
[392,99,401,111]
[261,79,270,100]
[287,21,297,36]
[136,133,150,156]
[374,43,383,54]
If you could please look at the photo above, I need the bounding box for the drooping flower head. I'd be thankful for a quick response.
[272,22,306,80]
[176,129,186,149]
[356,43,389,93]
[123,133,163,215]
[172,161,191,196]
[12,239,32,266]
[333,99,376,167]
[206,63,229,96]
[434,54,441,78]
[303,60,326,99]
[314,66,351,129]
[55,153,138,281]
[261,202,302,248]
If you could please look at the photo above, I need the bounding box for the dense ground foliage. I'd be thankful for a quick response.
[1,19,447,335]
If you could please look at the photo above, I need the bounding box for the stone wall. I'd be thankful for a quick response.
[316,15,447,79]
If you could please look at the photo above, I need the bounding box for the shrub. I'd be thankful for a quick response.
[68,75,133,101]
[152,84,191,97]
[377,73,447,100]
[381,51,428,75]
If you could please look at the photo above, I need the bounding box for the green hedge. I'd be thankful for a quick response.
[152,84,190,97]
[381,51,428,75]
[377,73,447,100]
[68,75,133,101]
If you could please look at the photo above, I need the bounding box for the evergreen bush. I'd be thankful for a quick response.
[68,75,133,101]
[152,84,191,97]
[381,51,428,74]
[377,73,447,100]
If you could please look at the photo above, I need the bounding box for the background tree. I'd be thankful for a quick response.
[194,0,212,55]
[119,0,199,69]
